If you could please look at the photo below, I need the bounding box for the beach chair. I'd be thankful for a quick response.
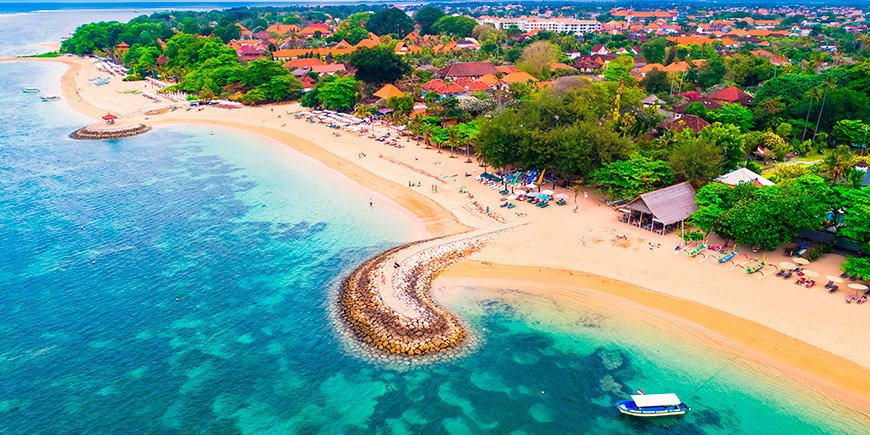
[507,203,516,209]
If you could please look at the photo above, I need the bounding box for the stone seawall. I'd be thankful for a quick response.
[338,229,506,357]
[70,123,151,140]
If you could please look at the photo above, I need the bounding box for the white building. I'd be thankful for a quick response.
[478,16,602,35]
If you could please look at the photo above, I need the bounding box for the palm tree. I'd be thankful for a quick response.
[812,78,836,143]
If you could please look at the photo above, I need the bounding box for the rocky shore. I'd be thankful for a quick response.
[70,122,151,140]
[338,229,507,357]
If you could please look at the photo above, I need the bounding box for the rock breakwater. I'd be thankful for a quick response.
[338,229,507,357]
[71,122,151,140]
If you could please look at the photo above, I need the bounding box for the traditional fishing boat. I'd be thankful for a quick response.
[40,95,61,101]
[718,248,738,263]
[23,87,40,94]
[687,244,705,257]
[616,393,689,417]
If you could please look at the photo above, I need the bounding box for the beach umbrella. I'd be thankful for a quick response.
[801,270,819,278]
[526,183,538,189]
[792,257,810,265]
[537,194,551,200]
[847,283,869,291]
[555,193,569,199]
[540,189,555,195]
[507,195,517,200]
[825,275,844,284]
[515,190,527,196]
[778,261,797,270]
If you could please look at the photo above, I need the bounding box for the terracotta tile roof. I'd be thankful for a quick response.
[266,24,300,35]
[502,71,538,84]
[310,64,346,74]
[438,62,497,78]
[283,58,326,69]
[495,65,517,74]
[465,80,492,92]
[709,86,753,105]
[478,74,499,85]
[662,115,710,133]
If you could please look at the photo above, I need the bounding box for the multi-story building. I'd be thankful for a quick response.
[478,16,602,34]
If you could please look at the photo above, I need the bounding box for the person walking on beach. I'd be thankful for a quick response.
[369,199,373,209]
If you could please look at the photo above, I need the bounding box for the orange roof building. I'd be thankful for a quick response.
[478,74,499,86]
[373,84,405,100]
[502,71,538,84]
[266,24,301,35]
[283,58,326,69]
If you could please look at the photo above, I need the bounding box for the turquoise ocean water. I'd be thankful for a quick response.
[1,10,868,434]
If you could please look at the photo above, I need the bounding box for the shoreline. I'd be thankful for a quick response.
[8,56,868,412]
[437,261,870,413]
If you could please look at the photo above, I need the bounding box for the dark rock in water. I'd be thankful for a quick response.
[70,122,151,140]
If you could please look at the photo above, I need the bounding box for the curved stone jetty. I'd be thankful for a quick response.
[338,228,509,357]
[70,122,151,140]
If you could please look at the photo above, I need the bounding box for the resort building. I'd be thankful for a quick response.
[477,16,602,35]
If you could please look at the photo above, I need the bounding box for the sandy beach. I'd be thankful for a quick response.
[11,56,869,412]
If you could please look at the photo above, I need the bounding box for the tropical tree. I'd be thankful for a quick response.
[347,46,411,84]
[430,15,478,37]
[589,153,674,199]
[413,6,445,35]
[366,8,414,37]
[517,40,560,79]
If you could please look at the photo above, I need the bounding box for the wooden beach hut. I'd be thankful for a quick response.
[622,182,697,234]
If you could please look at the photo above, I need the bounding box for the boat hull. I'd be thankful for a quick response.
[615,400,688,418]
[617,407,687,417]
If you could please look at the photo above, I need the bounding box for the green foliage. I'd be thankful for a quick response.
[765,164,810,183]
[842,257,870,280]
[832,119,869,146]
[641,68,669,94]
[590,154,674,199]
[699,122,745,170]
[431,16,478,37]
[414,6,445,35]
[476,85,635,177]
[687,56,726,89]
[366,8,413,37]
[706,103,754,133]
[668,130,725,186]
[328,25,370,45]
[517,41,560,79]
[726,54,774,88]
[61,21,127,54]
[308,76,360,111]
[19,51,60,58]
[640,37,669,64]
[387,95,414,117]
[347,46,411,84]
[761,132,791,160]
[684,102,707,118]
[603,55,634,82]
[693,175,832,250]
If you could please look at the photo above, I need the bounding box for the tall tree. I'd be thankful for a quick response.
[347,46,411,84]
[640,37,669,64]
[365,8,414,37]
[413,6,445,35]
[668,131,725,186]
[517,40,560,79]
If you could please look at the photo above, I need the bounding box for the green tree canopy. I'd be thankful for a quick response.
[413,6,445,35]
[365,8,413,37]
[706,103,754,133]
[640,37,669,64]
[589,153,675,199]
[430,15,478,37]
[304,76,360,111]
[347,46,411,84]
[668,130,725,186]
[692,175,832,250]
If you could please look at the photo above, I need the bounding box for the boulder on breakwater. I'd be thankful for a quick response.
[70,122,151,140]
[337,230,503,358]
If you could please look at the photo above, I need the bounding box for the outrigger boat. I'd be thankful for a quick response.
[687,244,706,257]
[40,95,61,101]
[718,247,738,264]
[616,393,689,417]
[745,256,767,274]
[23,87,40,93]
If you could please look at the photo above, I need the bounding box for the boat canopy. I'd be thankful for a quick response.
[631,394,682,408]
